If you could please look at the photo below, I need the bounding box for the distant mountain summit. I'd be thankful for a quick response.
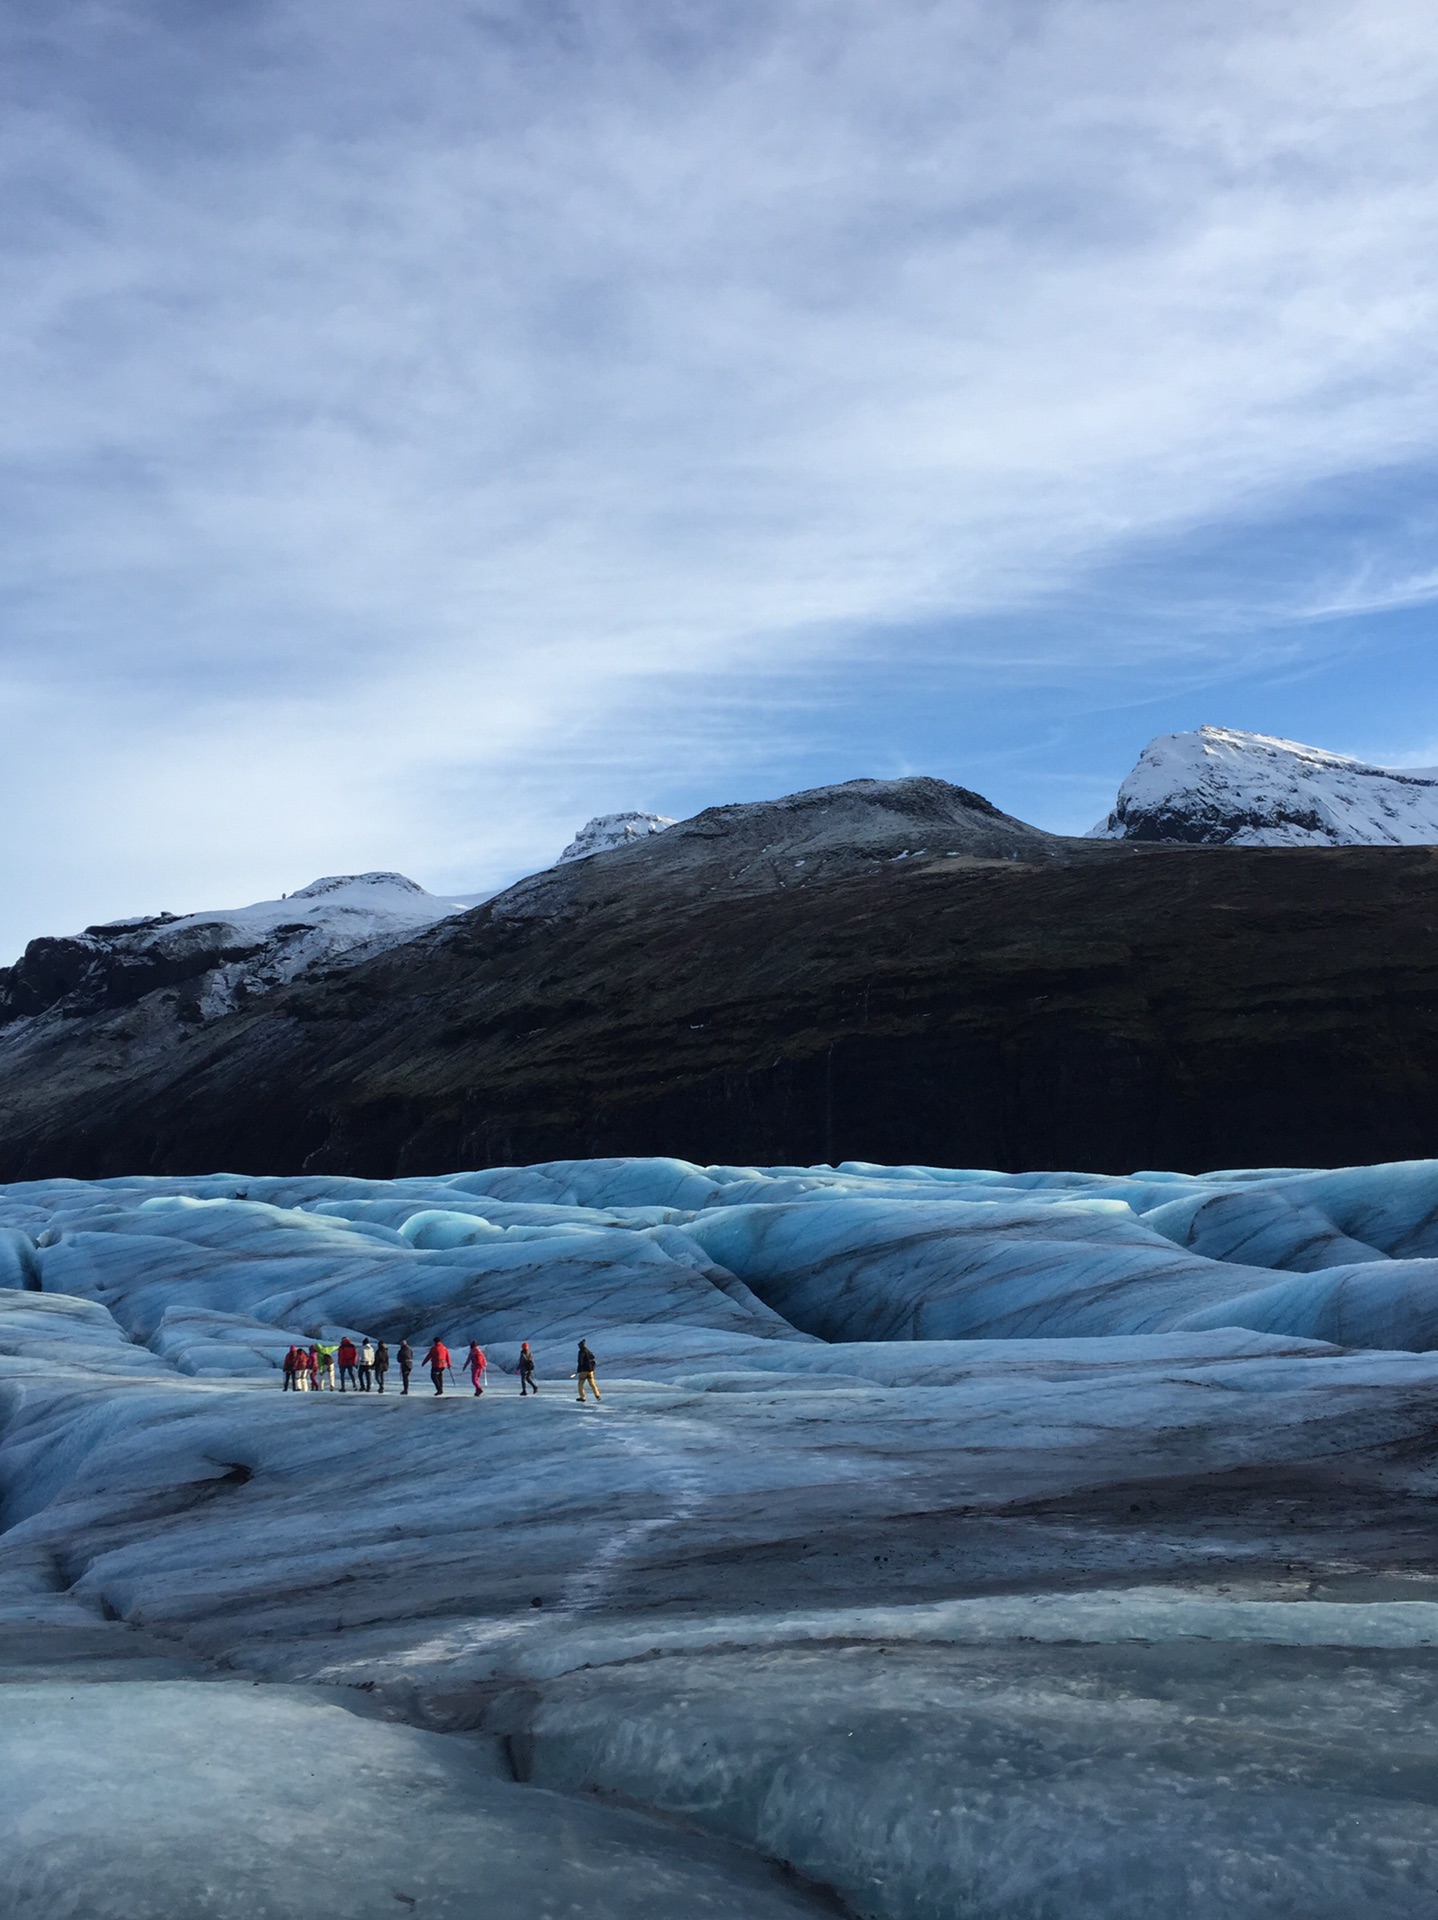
[491,776,1059,925]
[0,871,469,1031]
[1091,725,1438,847]
[558,811,676,862]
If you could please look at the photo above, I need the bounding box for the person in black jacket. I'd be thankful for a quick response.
[397,1339,414,1395]
[518,1342,537,1395]
[576,1339,600,1403]
[373,1341,390,1393]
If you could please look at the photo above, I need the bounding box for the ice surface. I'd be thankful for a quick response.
[7,1155,1438,1360]
[0,1289,170,1378]
[6,1153,1438,1915]
[524,1639,1438,1920]
[1091,722,1438,845]
[1139,1187,1392,1269]
[0,1681,828,1919]
[1174,1258,1438,1347]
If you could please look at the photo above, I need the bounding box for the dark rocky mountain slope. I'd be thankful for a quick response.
[3,774,1438,1178]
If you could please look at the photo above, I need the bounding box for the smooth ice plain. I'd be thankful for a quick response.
[4,1155,1438,1917]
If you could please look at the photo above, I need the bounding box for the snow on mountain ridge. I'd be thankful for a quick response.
[1091,725,1438,846]
[0,872,473,1030]
[287,870,431,902]
[558,811,677,862]
[86,870,449,939]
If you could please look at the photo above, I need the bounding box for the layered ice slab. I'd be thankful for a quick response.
[5,1154,1438,1917]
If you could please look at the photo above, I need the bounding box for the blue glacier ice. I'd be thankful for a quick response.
[7,1152,1438,1357]
[5,1154,1438,1918]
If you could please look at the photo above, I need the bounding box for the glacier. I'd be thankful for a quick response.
[4,1154,1438,1916]
[1091,723,1438,846]
[2,1681,826,1920]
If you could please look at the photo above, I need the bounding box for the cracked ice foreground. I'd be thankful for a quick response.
[4,1156,1438,1917]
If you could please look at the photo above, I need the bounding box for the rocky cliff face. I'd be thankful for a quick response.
[1,771,1436,1180]
[1092,725,1438,846]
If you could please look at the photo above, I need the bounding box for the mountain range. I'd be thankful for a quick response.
[4,727,1438,1179]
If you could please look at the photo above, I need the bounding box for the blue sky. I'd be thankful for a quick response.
[3,0,1438,957]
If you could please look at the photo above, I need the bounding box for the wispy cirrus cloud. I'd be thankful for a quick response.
[3,0,1438,954]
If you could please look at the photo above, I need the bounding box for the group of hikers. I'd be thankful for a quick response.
[280,1335,601,1401]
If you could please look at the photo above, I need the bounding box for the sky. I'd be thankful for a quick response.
[3,0,1438,958]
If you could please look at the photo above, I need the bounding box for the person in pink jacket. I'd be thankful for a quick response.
[466,1342,487,1396]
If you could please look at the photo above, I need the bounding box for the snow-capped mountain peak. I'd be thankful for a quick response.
[1091,725,1438,847]
[558,811,676,862]
[286,871,430,903]
[84,870,456,944]
[1,873,473,1030]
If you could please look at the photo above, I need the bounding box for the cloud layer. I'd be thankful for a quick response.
[3,0,1438,953]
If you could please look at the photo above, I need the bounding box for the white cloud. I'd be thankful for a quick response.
[4,0,1438,954]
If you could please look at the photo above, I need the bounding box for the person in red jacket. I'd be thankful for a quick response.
[466,1342,487,1396]
[281,1346,299,1391]
[423,1339,452,1395]
[337,1337,359,1392]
